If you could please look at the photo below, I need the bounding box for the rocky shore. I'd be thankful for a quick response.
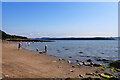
[2,41,119,79]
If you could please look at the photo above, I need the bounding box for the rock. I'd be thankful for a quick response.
[70,69,74,72]
[104,72,113,76]
[96,59,109,61]
[52,60,57,63]
[87,59,92,62]
[109,60,120,69]
[79,74,84,78]
[81,61,85,64]
[93,63,103,67]
[95,70,99,73]
[67,60,72,64]
[69,56,72,58]
[4,75,9,78]
[76,59,79,62]
[76,63,79,66]
[90,62,94,65]
[62,59,65,61]
[57,50,61,53]
[65,49,69,50]
[86,72,93,75]
[36,48,39,51]
[59,58,62,61]
[79,62,83,66]
[86,56,90,57]
[58,66,62,68]
[72,65,75,68]
[100,73,112,78]
[79,52,83,53]
[84,62,91,66]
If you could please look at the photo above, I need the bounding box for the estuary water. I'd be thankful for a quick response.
[22,40,118,64]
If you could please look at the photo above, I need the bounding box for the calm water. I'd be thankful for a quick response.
[22,40,118,64]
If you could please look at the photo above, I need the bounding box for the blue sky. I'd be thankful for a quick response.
[2,2,118,38]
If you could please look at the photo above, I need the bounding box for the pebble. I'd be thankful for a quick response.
[58,66,62,68]
[4,75,9,78]
[70,69,74,72]
[52,60,57,63]
[72,65,75,68]
[59,58,62,61]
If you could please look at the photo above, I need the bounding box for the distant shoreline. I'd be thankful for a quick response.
[6,39,55,42]
[33,37,116,40]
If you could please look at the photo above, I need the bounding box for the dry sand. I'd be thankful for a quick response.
[2,41,103,78]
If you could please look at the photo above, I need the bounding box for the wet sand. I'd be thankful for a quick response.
[2,41,102,78]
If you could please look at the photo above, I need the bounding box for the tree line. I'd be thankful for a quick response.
[0,30,27,40]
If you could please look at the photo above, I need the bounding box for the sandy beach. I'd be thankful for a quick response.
[2,41,103,78]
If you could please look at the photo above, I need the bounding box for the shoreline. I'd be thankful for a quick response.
[2,41,104,78]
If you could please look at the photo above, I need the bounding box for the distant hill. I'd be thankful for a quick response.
[0,30,27,40]
[32,37,115,40]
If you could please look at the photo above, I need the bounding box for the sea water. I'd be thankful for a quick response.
[22,40,118,64]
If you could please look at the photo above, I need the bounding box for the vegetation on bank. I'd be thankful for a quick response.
[0,30,27,40]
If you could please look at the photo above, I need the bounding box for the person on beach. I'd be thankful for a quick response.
[28,42,30,46]
[18,42,21,50]
[25,42,27,47]
[45,44,47,53]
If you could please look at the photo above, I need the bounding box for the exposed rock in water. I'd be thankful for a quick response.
[36,48,39,51]
[57,50,61,53]
[76,59,79,62]
[87,59,92,62]
[65,49,69,50]
[69,56,72,58]
[86,56,90,57]
[79,52,83,53]
[93,63,103,67]
[101,52,104,54]
[96,58,109,61]
[109,60,120,69]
